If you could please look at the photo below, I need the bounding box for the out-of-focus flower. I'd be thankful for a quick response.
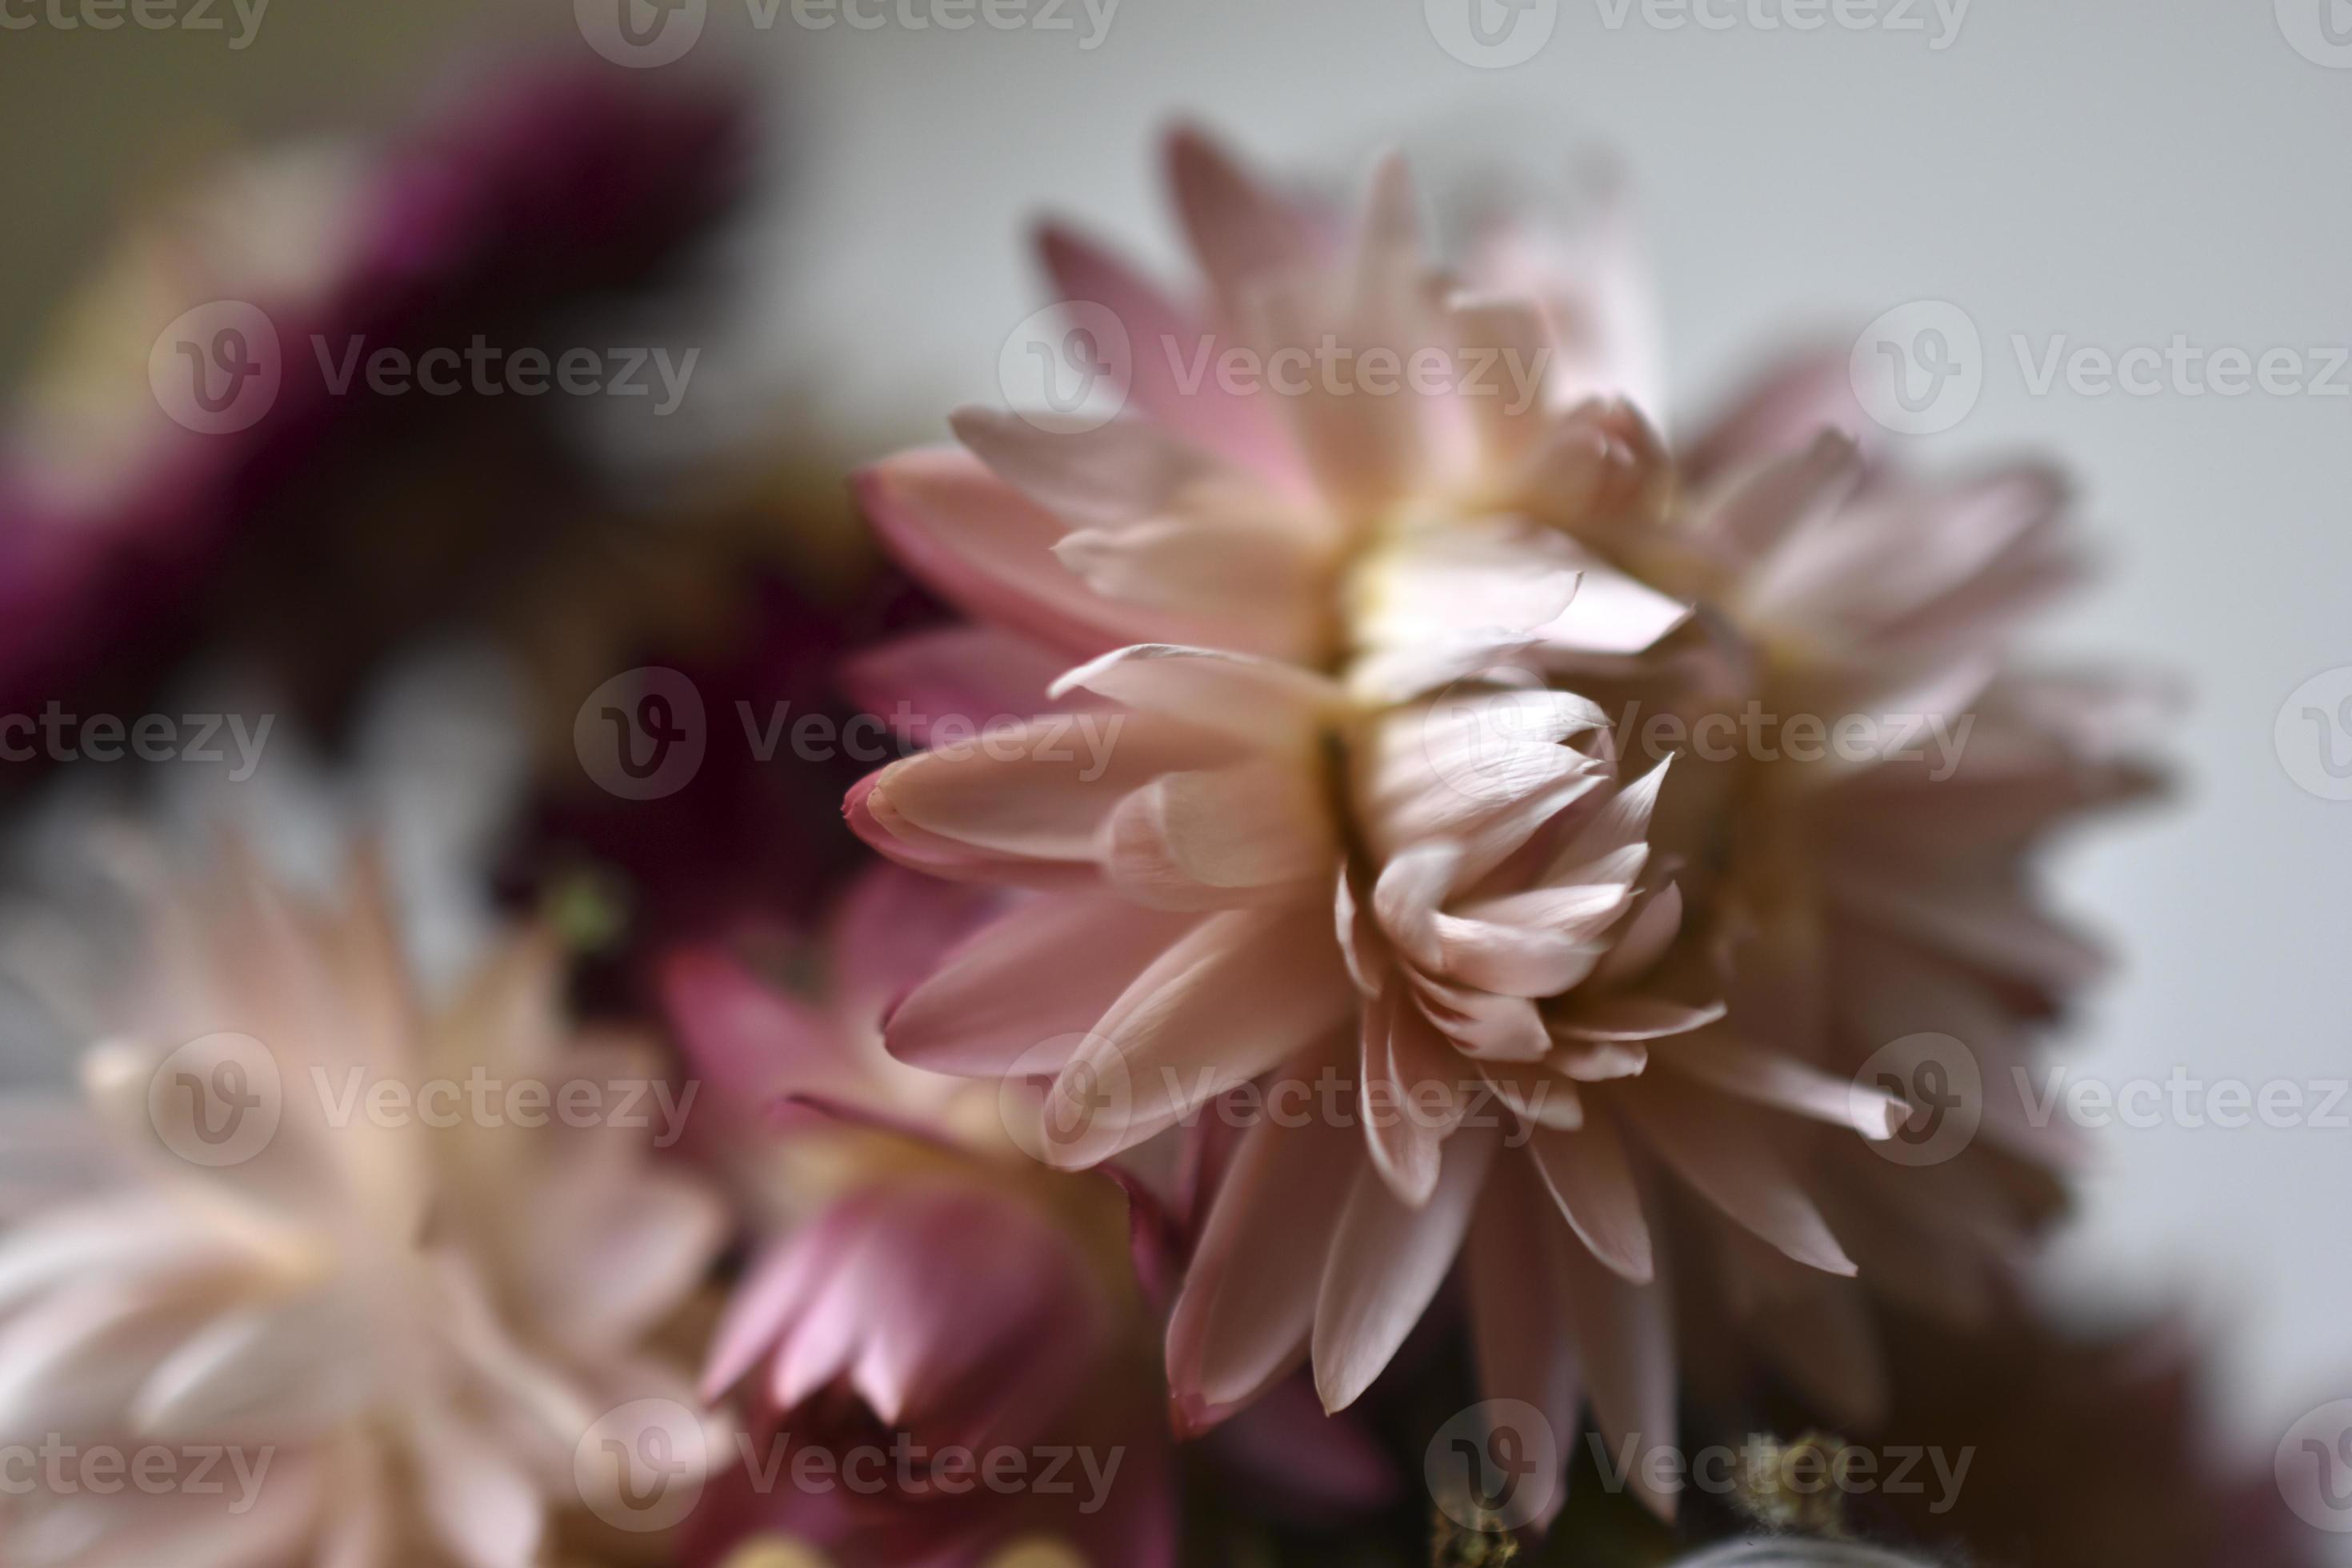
[0,61,753,763]
[842,130,1950,1524]
[663,866,1393,1567]
[1596,354,2166,1423]
[0,847,726,1566]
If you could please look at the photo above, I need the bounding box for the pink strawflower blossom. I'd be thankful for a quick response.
[663,868,1390,1566]
[838,130,1968,1523]
[0,848,726,1566]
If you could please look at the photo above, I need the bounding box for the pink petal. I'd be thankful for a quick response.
[1554,1234,1677,1521]
[1042,904,1355,1166]
[861,712,1231,866]
[1550,994,1724,1043]
[1165,123,1327,310]
[1167,1049,1359,1423]
[884,894,1194,1077]
[1035,220,1302,486]
[1465,1157,1583,1530]
[1105,758,1336,909]
[1525,1112,1654,1284]
[854,446,1150,658]
[1653,1030,1906,1140]
[1311,1126,1496,1411]
[838,625,1077,742]
[1614,1083,1855,1276]
[662,949,853,1110]
[1049,642,1340,751]
[1358,986,1463,1206]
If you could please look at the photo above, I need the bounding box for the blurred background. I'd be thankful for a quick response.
[3,0,2348,1555]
